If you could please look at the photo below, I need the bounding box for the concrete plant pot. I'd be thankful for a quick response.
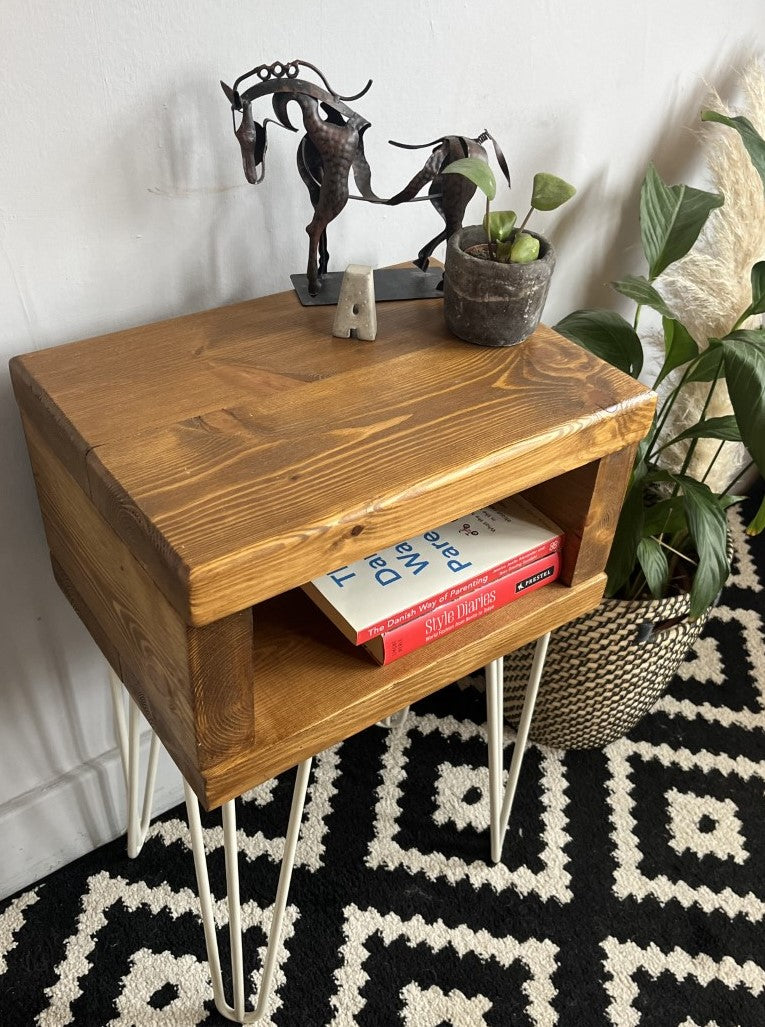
[443,226,556,347]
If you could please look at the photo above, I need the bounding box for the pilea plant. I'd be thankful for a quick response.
[442,158,576,263]
[555,110,765,618]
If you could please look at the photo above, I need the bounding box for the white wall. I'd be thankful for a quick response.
[1,0,762,898]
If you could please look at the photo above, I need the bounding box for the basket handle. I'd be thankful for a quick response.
[636,615,687,643]
[636,590,723,643]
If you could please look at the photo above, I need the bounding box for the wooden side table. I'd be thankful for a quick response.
[10,286,655,1021]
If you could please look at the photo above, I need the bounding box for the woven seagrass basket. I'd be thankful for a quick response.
[503,586,720,749]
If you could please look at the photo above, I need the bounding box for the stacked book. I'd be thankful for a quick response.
[302,495,564,665]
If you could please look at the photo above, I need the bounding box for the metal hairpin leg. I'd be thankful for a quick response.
[485,632,551,863]
[108,668,161,858]
[183,757,313,1023]
[378,705,410,730]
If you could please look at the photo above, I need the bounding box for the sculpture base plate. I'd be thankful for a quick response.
[291,266,444,306]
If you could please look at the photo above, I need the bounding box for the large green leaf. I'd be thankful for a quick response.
[701,111,765,194]
[639,163,724,279]
[719,494,746,511]
[605,479,645,597]
[747,493,765,536]
[530,172,576,211]
[672,476,729,618]
[749,261,765,316]
[633,420,656,481]
[724,328,765,346]
[663,414,741,447]
[655,318,699,386]
[554,309,643,377]
[612,274,674,318]
[722,335,765,478]
[642,497,686,537]
[636,537,669,599]
[442,157,496,200]
[643,469,675,486]
[685,347,724,383]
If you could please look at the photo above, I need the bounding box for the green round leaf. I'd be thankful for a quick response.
[642,498,686,537]
[510,233,540,263]
[441,157,497,200]
[661,415,741,448]
[483,209,517,242]
[531,173,576,212]
[685,347,724,383]
[746,492,765,536]
[605,480,645,597]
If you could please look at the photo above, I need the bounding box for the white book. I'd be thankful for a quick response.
[302,495,564,645]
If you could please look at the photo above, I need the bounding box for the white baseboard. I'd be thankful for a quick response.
[0,734,184,900]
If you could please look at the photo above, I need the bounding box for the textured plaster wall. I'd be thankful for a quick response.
[0,0,762,896]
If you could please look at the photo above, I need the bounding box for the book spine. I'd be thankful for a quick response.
[365,553,561,665]
[356,533,563,644]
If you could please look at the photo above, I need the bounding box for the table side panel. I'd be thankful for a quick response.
[187,610,257,777]
[524,443,638,586]
[11,357,94,494]
[19,412,255,791]
[51,557,123,677]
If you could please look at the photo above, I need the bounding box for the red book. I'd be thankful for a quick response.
[363,552,561,665]
[303,496,564,645]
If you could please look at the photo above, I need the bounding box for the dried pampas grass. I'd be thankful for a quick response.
[657,60,765,492]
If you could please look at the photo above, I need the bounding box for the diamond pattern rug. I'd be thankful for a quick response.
[1,494,763,1026]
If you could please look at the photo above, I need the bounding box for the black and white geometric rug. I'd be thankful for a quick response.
[1,493,763,1026]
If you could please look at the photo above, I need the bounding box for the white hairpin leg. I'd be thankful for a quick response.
[486,656,504,863]
[108,668,161,858]
[378,706,410,730]
[184,757,312,1023]
[485,631,551,863]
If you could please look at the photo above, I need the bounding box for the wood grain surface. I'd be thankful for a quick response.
[525,444,638,586]
[9,290,446,464]
[20,412,255,797]
[203,575,607,807]
[11,282,657,808]
[11,287,654,625]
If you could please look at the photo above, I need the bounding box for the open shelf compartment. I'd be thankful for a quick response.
[202,574,606,807]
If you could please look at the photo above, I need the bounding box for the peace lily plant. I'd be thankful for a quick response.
[442,159,576,263]
[555,110,765,619]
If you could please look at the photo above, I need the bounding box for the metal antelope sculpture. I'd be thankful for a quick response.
[386,130,510,273]
[221,60,510,296]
